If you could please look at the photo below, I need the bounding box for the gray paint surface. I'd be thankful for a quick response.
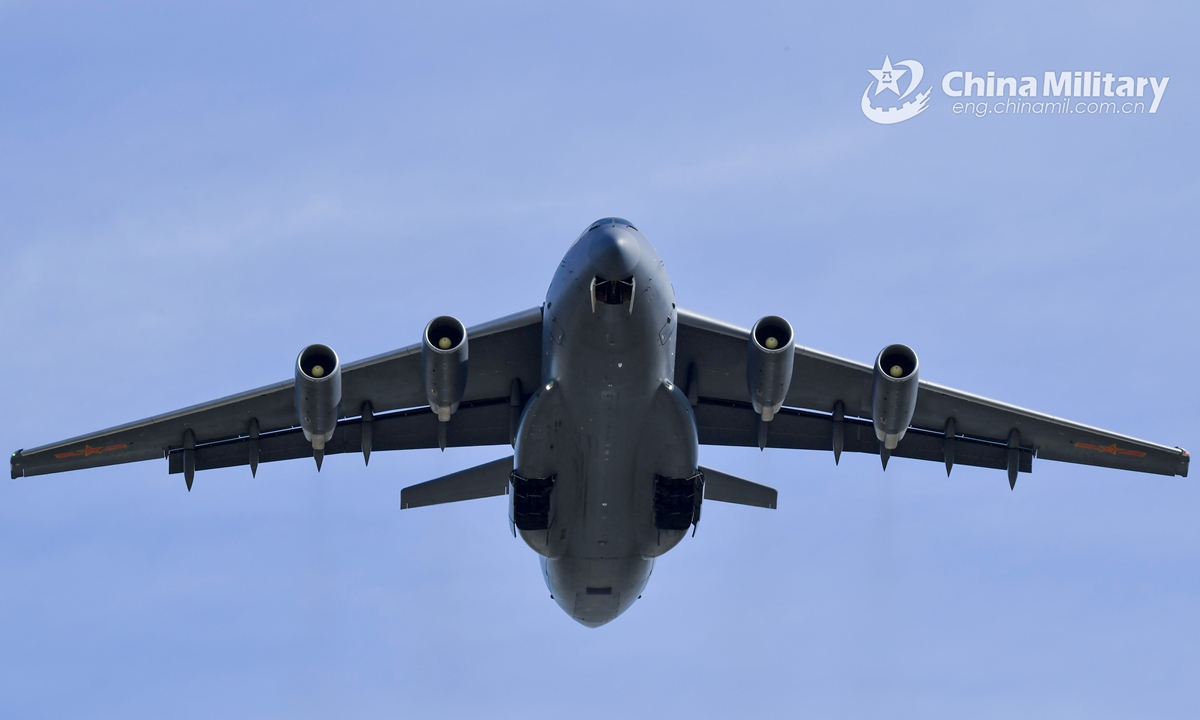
[10,217,1188,627]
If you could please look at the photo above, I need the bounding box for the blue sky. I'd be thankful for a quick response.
[1,1,1197,718]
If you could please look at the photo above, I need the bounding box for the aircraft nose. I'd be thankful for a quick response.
[588,226,640,279]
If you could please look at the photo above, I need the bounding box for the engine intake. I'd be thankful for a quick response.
[871,343,919,449]
[295,343,342,450]
[746,315,795,421]
[423,315,469,422]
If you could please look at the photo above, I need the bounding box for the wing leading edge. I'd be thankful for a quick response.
[11,307,543,480]
[675,309,1189,479]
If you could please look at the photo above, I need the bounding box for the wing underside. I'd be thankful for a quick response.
[695,400,1033,473]
[12,307,543,480]
[166,399,514,475]
[11,304,1189,484]
[676,309,1188,479]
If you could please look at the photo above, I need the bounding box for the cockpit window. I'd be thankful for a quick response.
[586,217,637,233]
[593,276,634,305]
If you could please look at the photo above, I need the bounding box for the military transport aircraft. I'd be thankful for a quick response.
[11,218,1190,627]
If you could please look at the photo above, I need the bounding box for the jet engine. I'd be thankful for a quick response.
[423,315,469,422]
[746,315,795,421]
[871,343,919,449]
[295,343,342,456]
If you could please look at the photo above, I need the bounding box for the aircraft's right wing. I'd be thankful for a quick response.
[12,307,544,483]
[675,309,1189,481]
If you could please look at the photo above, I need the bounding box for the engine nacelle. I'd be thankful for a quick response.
[746,315,795,421]
[295,343,342,450]
[871,343,919,449]
[423,315,469,422]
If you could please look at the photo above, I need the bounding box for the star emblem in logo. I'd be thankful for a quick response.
[860,56,932,125]
[868,56,907,96]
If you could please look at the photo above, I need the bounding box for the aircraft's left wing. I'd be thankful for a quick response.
[675,309,1189,482]
[11,307,543,482]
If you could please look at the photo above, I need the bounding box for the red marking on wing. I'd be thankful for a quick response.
[55,443,128,460]
[1075,442,1145,458]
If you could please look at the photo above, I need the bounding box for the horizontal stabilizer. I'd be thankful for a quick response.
[400,455,513,509]
[700,465,777,509]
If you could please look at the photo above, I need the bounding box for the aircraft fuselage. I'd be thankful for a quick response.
[513,218,696,627]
